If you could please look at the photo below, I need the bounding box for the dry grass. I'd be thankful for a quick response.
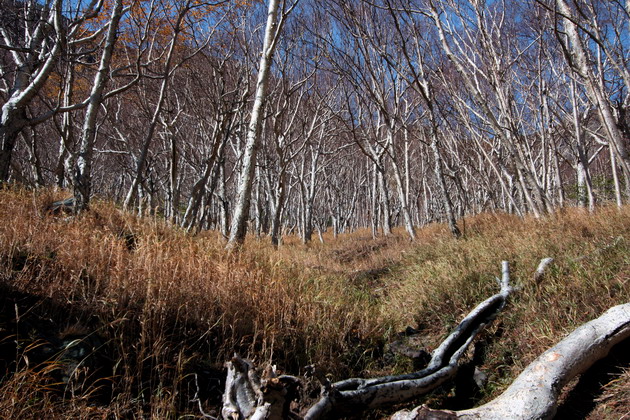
[0,187,629,417]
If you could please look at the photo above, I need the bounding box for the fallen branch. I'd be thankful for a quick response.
[391,302,630,420]
[221,261,515,419]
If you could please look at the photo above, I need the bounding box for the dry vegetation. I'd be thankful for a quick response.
[0,187,629,418]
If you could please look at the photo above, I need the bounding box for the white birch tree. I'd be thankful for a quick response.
[227,0,298,248]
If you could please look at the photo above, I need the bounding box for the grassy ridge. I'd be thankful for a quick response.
[0,187,628,418]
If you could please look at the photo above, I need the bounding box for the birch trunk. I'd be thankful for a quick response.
[0,0,64,182]
[386,125,416,241]
[557,0,630,198]
[73,0,124,211]
[377,165,392,236]
[56,64,75,189]
[431,137,461,238]
[227,0,286,248]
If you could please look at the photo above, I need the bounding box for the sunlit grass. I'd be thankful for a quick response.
[0,187,628,417]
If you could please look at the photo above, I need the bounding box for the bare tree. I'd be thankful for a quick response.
[227,0,299,248]
[1,0,69,182]
[73,0,125,211]
[553,0,630,199]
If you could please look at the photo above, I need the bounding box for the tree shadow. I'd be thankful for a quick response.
[555,338,630,419]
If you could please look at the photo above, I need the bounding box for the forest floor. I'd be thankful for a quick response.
[0,187,629,419]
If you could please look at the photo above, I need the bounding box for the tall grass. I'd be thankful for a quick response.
[0,187,628,417]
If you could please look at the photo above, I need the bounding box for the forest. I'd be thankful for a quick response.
[1,0,629,242]
[1,0,630,419]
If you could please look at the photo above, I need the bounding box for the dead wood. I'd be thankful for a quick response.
[221,262,514,419]
[219,260,630,420]
[391,302,630,420]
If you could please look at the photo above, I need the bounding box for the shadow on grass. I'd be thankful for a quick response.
[555,338,630,419]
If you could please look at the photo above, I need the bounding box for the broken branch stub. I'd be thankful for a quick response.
[222,355,300,420]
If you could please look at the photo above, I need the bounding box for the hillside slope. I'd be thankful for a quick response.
[0,188,628,418]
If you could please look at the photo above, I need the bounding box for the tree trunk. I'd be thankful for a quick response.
[56,64,75,189]
[269,170,286,247]
[0,113,23,183]
[73,0,124,211]
[557,0,630,199]
[227,0,286,248]
[0,0,64,183]
[377,166,392,236]
[431,137,460,238]
[386,125,416,241]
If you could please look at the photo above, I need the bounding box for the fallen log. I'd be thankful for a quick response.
[219,260,630,419]
[222,261,515,419]
[391,302,630,420]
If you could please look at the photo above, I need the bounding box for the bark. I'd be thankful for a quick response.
[301,146,320,244]
[221,262,514,419]
[0,0,64,182]
[377,166,392,236]
[570,78,595,210]
[391,302,630,420]
[556,0,630,198]
[431,137,460,238]
[268,167,287,247]
[222,356,300,420]
[56,63,76,189]
[388,131,417,241]
[227,0,291,248]
[73,0,124,211]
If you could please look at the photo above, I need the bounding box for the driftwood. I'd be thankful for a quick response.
[391,301,630,420]
[222,261,514,419]
[222,356,301,420]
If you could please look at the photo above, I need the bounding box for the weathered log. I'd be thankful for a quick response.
[302,261,513,419]
[391,302,630,420]
[221,262,514,420]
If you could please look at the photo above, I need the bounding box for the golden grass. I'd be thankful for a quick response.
[0,187,629,417]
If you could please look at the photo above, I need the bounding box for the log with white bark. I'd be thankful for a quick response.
[391,302,630,420]
[219,260,630,420]
[221,261,514,419]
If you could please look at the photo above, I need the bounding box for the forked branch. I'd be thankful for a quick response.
[391,302,630,420]
[222,261,515,420]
